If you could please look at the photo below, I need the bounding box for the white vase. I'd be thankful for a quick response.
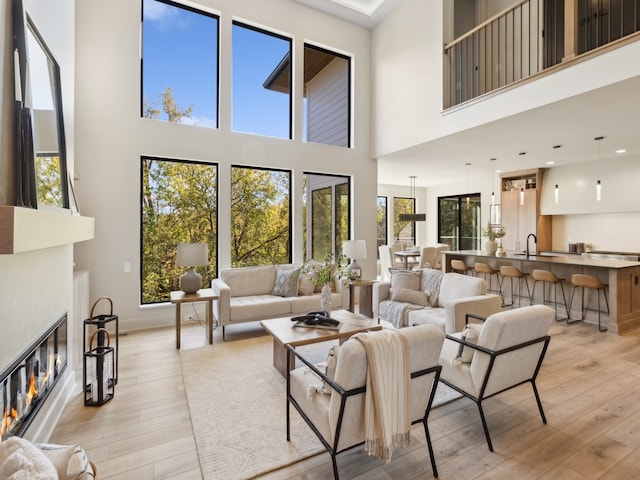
[485,240,497,255]
[320,283,332,312]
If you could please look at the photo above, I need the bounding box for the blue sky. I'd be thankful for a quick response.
[142,0,290,138]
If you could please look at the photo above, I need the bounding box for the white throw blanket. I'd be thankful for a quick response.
[353,330,411,464]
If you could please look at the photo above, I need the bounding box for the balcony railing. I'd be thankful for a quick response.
[444,0,640,109]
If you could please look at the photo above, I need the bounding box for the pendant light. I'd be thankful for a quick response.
[465,163,471,209]
[399,176,426,222]
[553,145,561,204]
[594,136,604,201]
[519,152,526,206]
[489,158,501,225]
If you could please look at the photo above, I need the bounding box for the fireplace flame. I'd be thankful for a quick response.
[27,375,38,404]
[1,408,19,442]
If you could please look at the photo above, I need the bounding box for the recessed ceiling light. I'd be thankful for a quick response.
[546,161,555,165]
[616,148,627,154]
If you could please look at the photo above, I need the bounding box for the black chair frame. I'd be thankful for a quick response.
[286,344,442,479]
[439,313,551,451]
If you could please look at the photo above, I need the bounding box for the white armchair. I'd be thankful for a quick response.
[438,305,554,451]
[286,325,445,479]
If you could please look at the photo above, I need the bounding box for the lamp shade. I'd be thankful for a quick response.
[343,240,366,260]
[176,243,208,267]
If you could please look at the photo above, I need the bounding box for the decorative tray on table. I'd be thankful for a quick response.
[291,311,342,330]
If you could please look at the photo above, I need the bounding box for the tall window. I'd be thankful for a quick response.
[141,157,218,304]
[303,44,351,147]
[303,173,351,261]
[393,197,415,245]
[438,194,481,251]
[377,196,388,257]
[142,0,219,128]
[231,166,291,266]
[232,22,292,139]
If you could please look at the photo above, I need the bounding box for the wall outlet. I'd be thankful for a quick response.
[184,314,194,322]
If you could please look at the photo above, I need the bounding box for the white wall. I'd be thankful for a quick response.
[74,0,377,331]
[540,153,640,253]
[0,0,77,441]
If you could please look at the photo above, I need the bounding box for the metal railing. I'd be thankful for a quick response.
[443,0,640,109]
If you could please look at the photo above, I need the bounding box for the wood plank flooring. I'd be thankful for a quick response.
[50,314,640,479]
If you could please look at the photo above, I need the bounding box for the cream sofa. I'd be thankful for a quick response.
[372,269,502,333]
[211,264,349,338]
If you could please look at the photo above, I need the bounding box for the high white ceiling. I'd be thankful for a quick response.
[294,0,399,28]
[297,0,639,189]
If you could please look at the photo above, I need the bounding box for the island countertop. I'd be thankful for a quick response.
[443,250,640,269]
[441,250,640,334]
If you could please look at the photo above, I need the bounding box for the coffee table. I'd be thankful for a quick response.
[260,309,382,377]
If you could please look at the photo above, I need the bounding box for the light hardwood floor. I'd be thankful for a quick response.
[50,314,640,479]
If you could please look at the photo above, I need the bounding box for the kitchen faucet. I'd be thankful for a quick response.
[526,233,537,258]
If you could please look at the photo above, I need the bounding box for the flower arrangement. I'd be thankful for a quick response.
[482,221,506,242]
[302,254,348,286]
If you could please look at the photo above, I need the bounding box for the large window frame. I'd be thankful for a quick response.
[141,0,220,128]
[393,197,416,245]
[140,156,218,305]
[303,43,352,147]
[377,196,388,257]
[232,21,292,139]
[303,173,351,262]
[230,166,292,267]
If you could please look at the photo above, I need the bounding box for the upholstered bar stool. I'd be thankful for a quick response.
[451,259,473,276]
[568,274,609,332]
[499,265,531,307]
[474,262,501,296]
[530,269,569,321]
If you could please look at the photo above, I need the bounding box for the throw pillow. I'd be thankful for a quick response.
[271,267,301,297]
[0,437,59,480]
[390,269,422,291]
[421,268,443,306]
[38,443,94,480]
[453,323,482,363]
[390,287,430,307]
[297,272,317,296]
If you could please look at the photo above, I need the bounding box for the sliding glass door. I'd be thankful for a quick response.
[438,194,481,251]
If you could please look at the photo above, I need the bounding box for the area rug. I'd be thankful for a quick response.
[180,334,461,480]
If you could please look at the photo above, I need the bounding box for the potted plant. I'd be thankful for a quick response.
[302,254,348,311]
[482,221,506,256]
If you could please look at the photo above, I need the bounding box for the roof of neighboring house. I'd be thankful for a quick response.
[263,48,335,93]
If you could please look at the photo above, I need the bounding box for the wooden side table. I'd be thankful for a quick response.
[170,288,218,349]
[348,280,375,318]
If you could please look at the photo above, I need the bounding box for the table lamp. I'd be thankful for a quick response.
[176,243,208,294]
[343,240,366,279]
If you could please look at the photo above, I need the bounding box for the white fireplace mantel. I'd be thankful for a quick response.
[0,206,95,254]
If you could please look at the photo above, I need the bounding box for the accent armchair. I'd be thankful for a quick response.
[286,325,445,479]
[438,304,554,451]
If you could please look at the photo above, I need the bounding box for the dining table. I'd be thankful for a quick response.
[394,250,420,269]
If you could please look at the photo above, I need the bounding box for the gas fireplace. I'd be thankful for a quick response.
[0,313,67,441]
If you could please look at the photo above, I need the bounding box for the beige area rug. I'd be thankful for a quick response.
[180,334,461,480]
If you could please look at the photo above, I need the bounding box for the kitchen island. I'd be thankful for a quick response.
[442,250,640,334]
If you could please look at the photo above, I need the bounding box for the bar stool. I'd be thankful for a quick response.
[499,265,531,307]
[530,269,568,321]
[568,274,609,332]
[451,259,473,276]
[474,262,501,295]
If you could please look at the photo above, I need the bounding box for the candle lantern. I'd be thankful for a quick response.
[83,297,119,390]
[83,328,115,406]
